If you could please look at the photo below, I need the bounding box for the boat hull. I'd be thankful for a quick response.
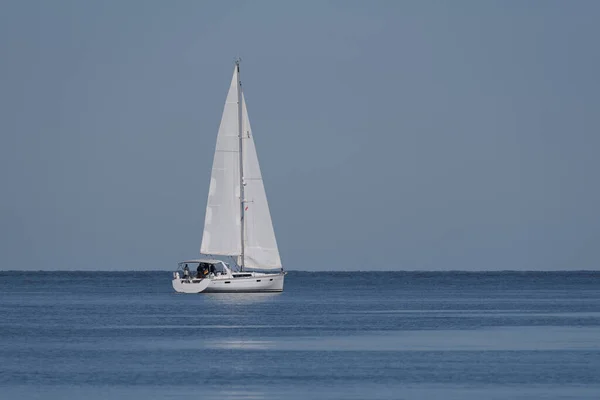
[172,273,284,294]
[172,278,211,293]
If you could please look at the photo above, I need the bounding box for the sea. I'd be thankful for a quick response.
[1,271,599,399]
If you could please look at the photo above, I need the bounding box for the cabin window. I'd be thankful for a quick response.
[256,280,261,282]
[224,281,231,284]
[211,263,227,274]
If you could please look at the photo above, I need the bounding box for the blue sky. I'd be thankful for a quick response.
[1,1,598,270]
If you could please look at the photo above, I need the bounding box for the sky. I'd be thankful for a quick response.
[1,1,599,271]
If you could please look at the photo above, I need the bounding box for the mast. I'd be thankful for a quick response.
[236,58,245,271]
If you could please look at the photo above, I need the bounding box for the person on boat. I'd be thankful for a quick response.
[183,264,190,279]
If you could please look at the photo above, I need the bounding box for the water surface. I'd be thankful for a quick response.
[1,271,599,399]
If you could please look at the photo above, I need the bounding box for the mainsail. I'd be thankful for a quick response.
[200,65,282,270]
[200,68,242,256]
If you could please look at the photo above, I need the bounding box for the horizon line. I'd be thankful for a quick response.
[1,269,599,273]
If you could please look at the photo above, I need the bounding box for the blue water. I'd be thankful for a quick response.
[1,271,599,399]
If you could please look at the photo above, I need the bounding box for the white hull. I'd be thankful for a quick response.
[172,272,284,294]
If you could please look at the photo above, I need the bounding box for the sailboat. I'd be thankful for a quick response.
[172,60,285,293]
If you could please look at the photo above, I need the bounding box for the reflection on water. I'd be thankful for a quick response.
[203,292,282,305]
[203,326,600,351]
[211,340,274,350]
[93,324,311,330]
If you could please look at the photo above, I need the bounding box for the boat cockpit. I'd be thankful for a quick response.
[173,259,234,281]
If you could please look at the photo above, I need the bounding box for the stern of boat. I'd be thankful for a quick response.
[172,272,211,294]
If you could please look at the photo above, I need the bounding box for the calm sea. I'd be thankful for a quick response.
[1,271,599,399]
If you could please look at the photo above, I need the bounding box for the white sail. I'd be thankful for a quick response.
[200,67,242,256]
[240,96,282,270]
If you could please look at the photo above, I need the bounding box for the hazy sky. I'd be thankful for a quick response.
[1,1,598,271]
